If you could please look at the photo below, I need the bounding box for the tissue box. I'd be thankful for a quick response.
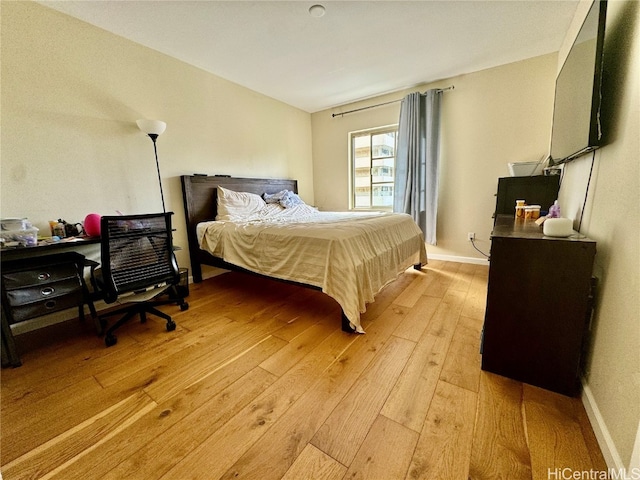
[0,227,39,247]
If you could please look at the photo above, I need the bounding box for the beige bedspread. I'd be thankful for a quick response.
[197,206,427,332]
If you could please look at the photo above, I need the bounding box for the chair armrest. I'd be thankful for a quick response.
[82,259,103,299]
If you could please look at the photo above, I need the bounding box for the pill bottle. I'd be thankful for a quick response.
[53,221,66,238]
[524,205,541,220]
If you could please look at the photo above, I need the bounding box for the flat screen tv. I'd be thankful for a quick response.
[549,0,607,164]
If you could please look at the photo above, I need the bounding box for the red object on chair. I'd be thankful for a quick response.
[84,213,102,237]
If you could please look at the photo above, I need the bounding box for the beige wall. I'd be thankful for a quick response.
[311,53,557,262]
[1,1,314,280]
[3,3,638,469]
[556,0,640,472]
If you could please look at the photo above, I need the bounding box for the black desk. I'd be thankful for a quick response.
[1,237,100,367]
[1,236,100,260]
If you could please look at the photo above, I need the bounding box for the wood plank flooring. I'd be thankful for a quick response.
[1,260,608,480]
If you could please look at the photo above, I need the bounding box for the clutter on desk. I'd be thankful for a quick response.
[49,220,65,238]
[1,218,27,231]
[1,214,103,249]
[84,213,102,237]
[64,220,83,237]
[0,218,39,247]
[48,219,84,238]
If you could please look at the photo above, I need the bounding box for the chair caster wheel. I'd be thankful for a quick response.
[167,320,176,332]
[105,334,117,347]
[180,302,189,311]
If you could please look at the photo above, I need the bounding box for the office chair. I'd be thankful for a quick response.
[94,212,188,347]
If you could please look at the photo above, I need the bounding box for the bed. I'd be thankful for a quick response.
[180,175,427,333]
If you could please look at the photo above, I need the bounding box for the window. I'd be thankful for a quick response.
[350,126,398,210]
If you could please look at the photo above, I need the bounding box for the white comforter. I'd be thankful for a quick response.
[197,205,427,332]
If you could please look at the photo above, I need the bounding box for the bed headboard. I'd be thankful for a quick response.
[180,174,298,282]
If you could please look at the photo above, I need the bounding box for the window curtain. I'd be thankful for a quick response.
[393,89,442,245]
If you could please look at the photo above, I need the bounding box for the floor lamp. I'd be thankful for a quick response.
[136,119,167,213]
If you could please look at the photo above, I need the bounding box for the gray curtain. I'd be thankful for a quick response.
[393,89,442,245]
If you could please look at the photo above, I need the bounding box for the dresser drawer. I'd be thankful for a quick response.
[2,263,79,289]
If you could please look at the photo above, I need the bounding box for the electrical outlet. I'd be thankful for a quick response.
[467,232,475,241]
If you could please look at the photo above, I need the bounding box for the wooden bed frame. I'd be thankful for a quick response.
[180,174,298,284]
[181,174,422,333]
[180,174,360,331]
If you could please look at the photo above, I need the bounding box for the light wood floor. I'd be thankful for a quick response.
[1,260,607,480]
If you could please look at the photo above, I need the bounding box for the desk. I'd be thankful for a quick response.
[1,238,99,367]
[1,236,100,261]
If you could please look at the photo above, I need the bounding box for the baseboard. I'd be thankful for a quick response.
[581,380,626,471]
[427,253,489,265]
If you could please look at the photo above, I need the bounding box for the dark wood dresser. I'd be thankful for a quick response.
[481,215,596,396]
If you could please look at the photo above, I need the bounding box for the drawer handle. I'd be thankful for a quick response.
[44,300,57,310]
[41,286,55,296]
[38,273,51,281]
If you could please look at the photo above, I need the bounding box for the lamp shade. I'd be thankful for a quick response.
[136,119,166,136]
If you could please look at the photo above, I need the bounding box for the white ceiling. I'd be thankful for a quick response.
[38,0,579,113]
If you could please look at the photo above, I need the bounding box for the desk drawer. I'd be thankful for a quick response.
[1,251,95,367]
[2,263,79,289]
[5,276,83,323]
[8,291,84,322]
[5,276,82,305]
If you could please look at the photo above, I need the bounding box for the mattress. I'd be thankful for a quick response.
[197,205,427,332]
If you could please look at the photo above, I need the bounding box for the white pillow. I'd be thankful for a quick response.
[216,186,266,220]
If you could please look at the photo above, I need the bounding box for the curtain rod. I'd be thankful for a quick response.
[331,85,454,118]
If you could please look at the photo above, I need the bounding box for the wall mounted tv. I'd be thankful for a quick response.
[550,0,607,165]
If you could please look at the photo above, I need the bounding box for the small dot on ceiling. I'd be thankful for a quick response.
[309,4,326,18]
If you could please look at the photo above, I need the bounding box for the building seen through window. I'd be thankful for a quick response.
[351,127,397,209]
